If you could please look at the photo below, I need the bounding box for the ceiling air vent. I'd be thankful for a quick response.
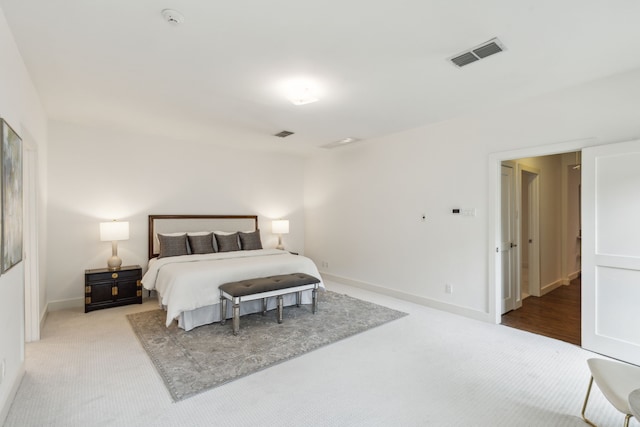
[449,38,505,68]
[274,130,294,138]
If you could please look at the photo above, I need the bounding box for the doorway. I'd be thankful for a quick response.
[499,152,581,345]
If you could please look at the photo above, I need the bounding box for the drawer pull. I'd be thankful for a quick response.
[137,280,142,287]
[112,286,118,296]
[137,290,142,297]
[85,286,91,294]
[85,297,91,304]
[112,273,119,279]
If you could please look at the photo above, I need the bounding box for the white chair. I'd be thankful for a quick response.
[581,358,640,427]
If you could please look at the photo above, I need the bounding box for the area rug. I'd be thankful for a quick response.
[127,291,407,401]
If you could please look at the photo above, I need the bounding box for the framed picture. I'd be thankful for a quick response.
[1,118,23,273]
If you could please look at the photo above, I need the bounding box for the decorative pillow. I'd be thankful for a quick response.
[239,230,262,250]
[187,233,215,254]
[215,232,240,252]
[157,233,188,258]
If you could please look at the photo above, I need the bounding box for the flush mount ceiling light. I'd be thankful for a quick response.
[288,87,319,106]
[278,78,323,106]
[162,9,184,25]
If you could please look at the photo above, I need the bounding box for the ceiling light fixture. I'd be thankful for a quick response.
[288,87,319,106]
[162,9,184,25]
[321,137,359,149]
[279,78,322,106]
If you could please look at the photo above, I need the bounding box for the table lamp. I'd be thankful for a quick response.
[100,220,129,270]
[272,219,289,250]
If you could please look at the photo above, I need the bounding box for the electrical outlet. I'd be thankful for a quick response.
[321,261,329,268]
[445,284,453,294]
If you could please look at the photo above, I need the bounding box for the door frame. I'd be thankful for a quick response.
[488,138,596,323]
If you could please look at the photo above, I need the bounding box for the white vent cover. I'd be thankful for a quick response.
[449,38,505,67]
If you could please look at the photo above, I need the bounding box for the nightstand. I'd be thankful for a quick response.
[85,265,142,313]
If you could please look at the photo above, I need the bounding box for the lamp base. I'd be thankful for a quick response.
[107,255,122,271]
[276,235,285,250]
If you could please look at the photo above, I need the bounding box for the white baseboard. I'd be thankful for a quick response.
[320,272,493,323]
[540,279,563,296]
[0,362,25,426]
[47,297,83,312]
[40,306,48,333]
[560,271,581,286]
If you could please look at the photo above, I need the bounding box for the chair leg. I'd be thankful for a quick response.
[581,376,597,427]
[624,413,631,427]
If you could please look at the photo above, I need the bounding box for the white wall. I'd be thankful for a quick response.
[46,121,306,307]
[0,6,48,423]
[304,66,640,320]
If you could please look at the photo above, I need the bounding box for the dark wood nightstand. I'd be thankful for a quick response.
[85,265,142,313]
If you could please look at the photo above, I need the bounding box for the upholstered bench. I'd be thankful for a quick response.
[219,273,320,335]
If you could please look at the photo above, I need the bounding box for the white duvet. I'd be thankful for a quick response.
[142,249,324,327]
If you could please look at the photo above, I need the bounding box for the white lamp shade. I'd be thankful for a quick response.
[272,220,289,234]
[100,221,130,241]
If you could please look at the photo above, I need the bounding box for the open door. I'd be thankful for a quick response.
[500,164,517,313]
[582,139,640,365]
[519,165,541,298]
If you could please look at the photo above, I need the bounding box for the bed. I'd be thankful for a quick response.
[141,214,324,331]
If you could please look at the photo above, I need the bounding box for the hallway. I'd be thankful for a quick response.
[501,278,581,346]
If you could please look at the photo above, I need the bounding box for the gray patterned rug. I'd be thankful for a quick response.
[127,291,407,401]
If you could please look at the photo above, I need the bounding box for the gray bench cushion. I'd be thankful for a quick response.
[219,273,319,297]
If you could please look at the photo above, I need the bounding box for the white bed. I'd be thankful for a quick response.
[142,215,324,331]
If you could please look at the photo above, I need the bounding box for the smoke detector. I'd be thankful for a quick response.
[162,9,184,25]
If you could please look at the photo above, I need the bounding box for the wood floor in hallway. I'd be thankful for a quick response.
[501,277,581,346]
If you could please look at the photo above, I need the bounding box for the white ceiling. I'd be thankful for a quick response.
[3,0,640,154]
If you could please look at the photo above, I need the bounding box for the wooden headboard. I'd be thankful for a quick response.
[148,214,259,259]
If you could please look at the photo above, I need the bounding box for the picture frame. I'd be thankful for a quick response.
[1,118,23,273]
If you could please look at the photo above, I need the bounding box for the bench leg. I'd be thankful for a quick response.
[232,297,240,335]
[277,295,284,323]
[262,298,267,316]
[312,287,318,314]
[220,296,227,325]
[296,291,301,307]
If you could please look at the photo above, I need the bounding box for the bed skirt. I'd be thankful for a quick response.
[173,289,315,331]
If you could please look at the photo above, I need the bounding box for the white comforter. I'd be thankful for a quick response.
[142,249,324,327]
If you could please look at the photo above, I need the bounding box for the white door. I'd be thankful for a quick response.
[582,139,640,365]
[501,165,516,313]
[520,166,541,297]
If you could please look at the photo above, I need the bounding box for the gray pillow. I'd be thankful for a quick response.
[239,230,262,250]
[158,234,188,258]
[188,233,215,254]
[215,232,240,252]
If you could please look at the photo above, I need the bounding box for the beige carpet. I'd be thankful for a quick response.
[3,281,626,427]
